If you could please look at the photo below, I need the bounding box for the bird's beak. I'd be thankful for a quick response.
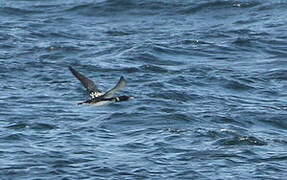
[129,96,135,100]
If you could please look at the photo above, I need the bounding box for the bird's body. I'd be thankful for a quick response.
[78,96,131,106]
[69,66,132,106]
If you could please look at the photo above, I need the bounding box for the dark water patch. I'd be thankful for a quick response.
[139,64,169,73]
[179,1,260,15]
[30,29,88,40]
[148,90,193,103]
[256,1,287,11]
[175,149,244,162]
[223,79,255,91]
[0,133,27,142]
[260,114,287,130]
[105,28,137,36]
[145,81,167,89]
[173,171,207,179]
[65,0,186,17]
[209,115,237,125]
[106,112,145,122]
[160,107,178,114]
[122,45,186,67]
[163,113,193,122]
[136,105,156,112]
[121,128,149,137]
[51,159,74,168]
[89,166,116,174]
[232,37,255,46]
[147,113,194,125]
[30,123,57,131]
[262,69,287,81]
[64,3,94,13]
[234,18,259,25]
[215,135,267,146]
[264,48,287,57]
[30,3,67,11]
[225,29,258,37]
[120,142,148,152]
[166,75,198,87]
[0,7,43,16]
[64,1,136,16]
[119,67,140,73]
[206,74,255,92]
[194,126,253,141]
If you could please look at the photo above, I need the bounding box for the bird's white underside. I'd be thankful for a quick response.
[90,92,104,98]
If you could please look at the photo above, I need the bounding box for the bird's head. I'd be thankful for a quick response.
[118,96,134,101]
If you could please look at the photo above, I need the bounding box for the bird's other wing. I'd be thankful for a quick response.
[102,76,126,98]
[69,66,102,97]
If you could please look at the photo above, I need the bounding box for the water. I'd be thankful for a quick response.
[1,0,287,179]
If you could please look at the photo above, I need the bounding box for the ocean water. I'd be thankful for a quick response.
[0,0,287,179]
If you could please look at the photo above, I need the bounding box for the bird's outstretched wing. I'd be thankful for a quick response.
[69,66,102,98]
[102,76,126,98]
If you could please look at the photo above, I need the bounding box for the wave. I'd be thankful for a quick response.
[215,135,267,146]
[2,0,287,18]
[63,0,265,17]
[0,7,42,16]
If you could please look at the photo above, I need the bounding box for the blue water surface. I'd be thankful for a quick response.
[0,0,287,179]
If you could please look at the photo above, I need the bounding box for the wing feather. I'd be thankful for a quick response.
[102,76,126,98]
[69,66,101,96]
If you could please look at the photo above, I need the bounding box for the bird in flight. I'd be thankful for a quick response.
[69,66,132,106]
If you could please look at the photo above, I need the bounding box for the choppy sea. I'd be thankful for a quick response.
[1,0,287,179]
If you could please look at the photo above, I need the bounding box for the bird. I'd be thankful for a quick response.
[69,66,133,106]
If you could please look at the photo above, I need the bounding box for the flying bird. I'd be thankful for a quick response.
[69,66,132,106]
